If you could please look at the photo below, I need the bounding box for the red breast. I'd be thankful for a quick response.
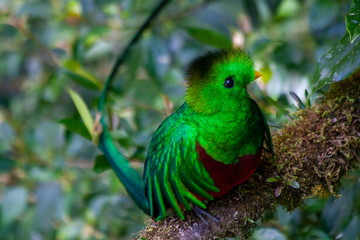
[196,143,263,198]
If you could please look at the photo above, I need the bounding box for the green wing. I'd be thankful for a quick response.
[143,107,219,220]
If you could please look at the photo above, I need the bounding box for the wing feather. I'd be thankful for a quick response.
[152,174,166,220]
[144,106,217,220]
[184,191,207,209]
[179,170,214,200]
[159,154,184,219]
[145,175,154,217]
[169,173,191,211]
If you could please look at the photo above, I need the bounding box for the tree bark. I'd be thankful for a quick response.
[137,74,360,239]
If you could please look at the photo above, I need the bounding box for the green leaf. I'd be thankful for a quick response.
[288,180,300,189]
[43,74,68,103]
[0,24,19,39]
[58,118,92,140]
[93,155,111,173]
[346,0,360,43]
[243,217,256,224]
[185,27,232,49]
[275,186,283,197]
[289,91,305,109]
[0,157,15,173]
[84,40,114,61]
[1,187,28,225]
[68,89,94,139]
[62,59,102,89]
[310,32,360,94]
[305,89,311,108]
[277,0,301,19]
[62,70,99,90]
[267,177,278,183]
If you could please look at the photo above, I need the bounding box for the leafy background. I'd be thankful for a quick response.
[0,0,359,239]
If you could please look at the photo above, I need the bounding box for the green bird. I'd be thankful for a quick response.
[99,48,273,221]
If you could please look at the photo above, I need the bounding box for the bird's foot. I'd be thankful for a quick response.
[237,191,243,201]
[192,206,219,225]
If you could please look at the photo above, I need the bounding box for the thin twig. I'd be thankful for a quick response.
[8,17,60,67]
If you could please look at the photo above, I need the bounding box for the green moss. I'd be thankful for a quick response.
[273,74,360,206]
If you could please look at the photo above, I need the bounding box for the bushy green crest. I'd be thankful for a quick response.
[185,48,256,114]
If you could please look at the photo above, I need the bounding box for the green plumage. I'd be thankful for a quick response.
[100,48,273,221]
[144,103,218,220]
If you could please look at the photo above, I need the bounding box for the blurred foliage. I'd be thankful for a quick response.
[252,170,360,240]
[310,31,360,95]
[0,0,359,239]
[346,0,360,42]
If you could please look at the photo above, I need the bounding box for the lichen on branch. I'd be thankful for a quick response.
[137,74,360,240]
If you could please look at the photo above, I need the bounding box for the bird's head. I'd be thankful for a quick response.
[185,49,261,114]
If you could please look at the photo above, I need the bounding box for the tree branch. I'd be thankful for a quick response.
[137,74,360,239]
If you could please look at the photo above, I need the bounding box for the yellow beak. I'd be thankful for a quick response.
[254,71,262,80]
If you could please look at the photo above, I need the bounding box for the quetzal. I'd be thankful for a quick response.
[99,48,273,221]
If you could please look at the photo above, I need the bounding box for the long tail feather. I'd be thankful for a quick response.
[98,120,149,215]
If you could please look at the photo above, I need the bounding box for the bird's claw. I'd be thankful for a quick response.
[192,206,219,225]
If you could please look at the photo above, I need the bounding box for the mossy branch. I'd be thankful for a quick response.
[137,74,360,239]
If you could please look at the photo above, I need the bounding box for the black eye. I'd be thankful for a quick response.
[224,77,234,88]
